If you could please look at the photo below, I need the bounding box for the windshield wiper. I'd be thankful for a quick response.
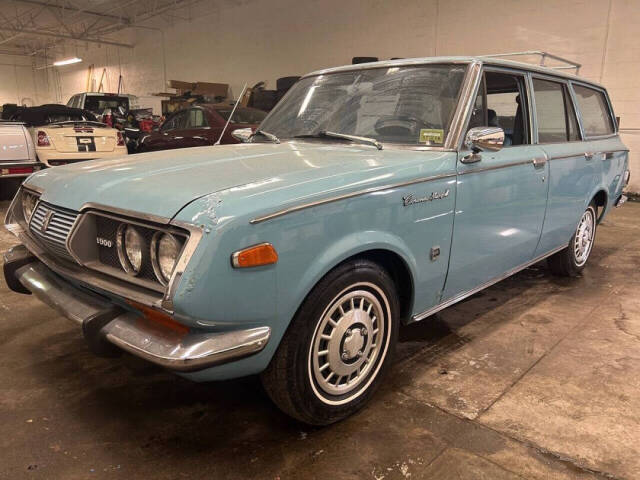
[293,131,382,150]
[251,129,280,143]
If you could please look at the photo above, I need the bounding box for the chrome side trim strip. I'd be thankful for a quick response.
[458,159,534,175]
[548,153,585,161]
[249,172,457,224]
[547,149,629,162]
[409,244,566,323]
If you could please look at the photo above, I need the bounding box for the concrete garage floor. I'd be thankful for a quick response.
[1,200,639,480]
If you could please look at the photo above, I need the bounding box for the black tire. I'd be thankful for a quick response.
[548,202,597,277]
[261,258,399,425]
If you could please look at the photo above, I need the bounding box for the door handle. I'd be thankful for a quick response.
[532,156,547,168]
[584,152,596,160]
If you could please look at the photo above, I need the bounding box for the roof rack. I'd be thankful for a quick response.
[482,51,581,74]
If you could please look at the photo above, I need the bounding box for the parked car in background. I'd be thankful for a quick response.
[0,121,41,198]
[3,57,629,425]
[137,103,267,152]
[11,104,127,167]
[67,92,131,118]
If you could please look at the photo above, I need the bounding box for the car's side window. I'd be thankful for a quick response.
[186,109,208,128]
[466,70,530,146]
[572,84,615,137]
[532,78,581,143]
[161,114,177,132]
[173,111,189,130]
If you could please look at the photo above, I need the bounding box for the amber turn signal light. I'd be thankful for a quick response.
[232,243,278,268]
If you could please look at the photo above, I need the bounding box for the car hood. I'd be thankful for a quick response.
[25,142,450,220]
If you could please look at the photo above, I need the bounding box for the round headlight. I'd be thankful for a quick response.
[22,191,38,222]
[152,232,181,284]
[117,224,143,275]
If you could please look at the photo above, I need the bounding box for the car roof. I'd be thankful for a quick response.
[303,56,605,90]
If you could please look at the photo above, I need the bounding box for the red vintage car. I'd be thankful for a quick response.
[137,103,267,152]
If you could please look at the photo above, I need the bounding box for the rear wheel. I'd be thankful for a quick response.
[548,203,597,276]
[261,259,399,425]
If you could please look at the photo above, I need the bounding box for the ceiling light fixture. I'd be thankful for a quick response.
[53,57,82,66]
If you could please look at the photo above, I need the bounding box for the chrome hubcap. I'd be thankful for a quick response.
[311,288,386,397]
[574,208,595,266]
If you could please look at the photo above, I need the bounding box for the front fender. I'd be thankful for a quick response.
[279,229,418,328]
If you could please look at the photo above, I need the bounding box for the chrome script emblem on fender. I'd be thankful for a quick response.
[41,210,54,233]
[403,189,450,207]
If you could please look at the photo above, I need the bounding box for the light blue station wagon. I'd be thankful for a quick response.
[4,56,630,424]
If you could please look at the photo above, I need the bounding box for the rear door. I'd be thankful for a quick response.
[442,68,549,300]
[180,108,213,147]
[161,110,189,149]
[532,77,595,255]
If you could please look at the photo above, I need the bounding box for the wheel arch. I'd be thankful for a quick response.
[285,233,419,330]
[590,188,608,223]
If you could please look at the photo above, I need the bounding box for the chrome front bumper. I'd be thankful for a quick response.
[3,245,270,372]
[615,194,628,208]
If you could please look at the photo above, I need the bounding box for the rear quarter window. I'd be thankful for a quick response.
[573,85,615,137]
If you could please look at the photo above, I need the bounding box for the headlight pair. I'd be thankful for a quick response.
[116,223,182,285]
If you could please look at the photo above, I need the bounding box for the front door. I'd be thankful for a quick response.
[442,69,549,300]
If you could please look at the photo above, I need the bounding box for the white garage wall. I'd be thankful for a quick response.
[0,54,47,107]
[4,0,640,190]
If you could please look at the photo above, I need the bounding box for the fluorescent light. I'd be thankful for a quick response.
[53,57,82,66]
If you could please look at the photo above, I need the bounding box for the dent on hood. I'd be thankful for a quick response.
[190,193,222,229]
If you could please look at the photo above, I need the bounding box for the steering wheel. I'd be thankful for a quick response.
[374,115,434,137]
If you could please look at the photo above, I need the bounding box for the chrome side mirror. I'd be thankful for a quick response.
[465,126,504,152]
[461,127,504,164]
[231,127,253,143]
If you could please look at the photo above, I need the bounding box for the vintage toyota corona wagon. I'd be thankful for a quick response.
[3,57,630,425]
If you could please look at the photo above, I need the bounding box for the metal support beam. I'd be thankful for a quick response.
[1,26,134,49]
[12,0,131,23]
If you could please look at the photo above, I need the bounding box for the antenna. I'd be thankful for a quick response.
[215,83,248,145]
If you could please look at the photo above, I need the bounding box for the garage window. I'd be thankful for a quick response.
[573,85,615,137]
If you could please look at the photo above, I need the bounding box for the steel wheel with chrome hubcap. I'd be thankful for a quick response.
[549,202,598,276]
[574,208,595,267]
[261,259,398,425]
[309,284,390,404]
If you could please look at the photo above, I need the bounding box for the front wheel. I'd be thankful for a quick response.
[548,203,597,276]
[261,259,399,425]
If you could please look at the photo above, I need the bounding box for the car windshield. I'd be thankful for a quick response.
[258,64,467,146]
[216,107,267,124]
[84,95,129,113]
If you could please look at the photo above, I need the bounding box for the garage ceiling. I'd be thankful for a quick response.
[0,0,202,57]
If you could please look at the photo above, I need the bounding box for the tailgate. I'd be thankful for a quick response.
[47,125,117,153]
[0,124,31,162]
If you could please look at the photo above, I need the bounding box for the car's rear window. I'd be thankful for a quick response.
[47,113,88,123]
[84,95,129,113]
[216,108,267,124]
[573,85,615,137]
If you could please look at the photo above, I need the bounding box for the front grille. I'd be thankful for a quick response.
[29,201,79,261]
